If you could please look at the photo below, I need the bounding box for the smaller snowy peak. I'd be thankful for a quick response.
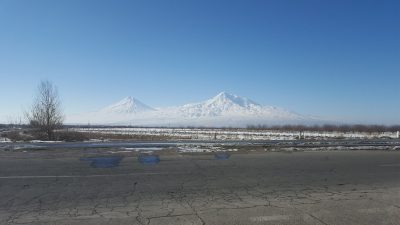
[101,96,155,114]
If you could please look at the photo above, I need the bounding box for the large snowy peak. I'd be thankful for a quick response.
[101,96,155,114]
[178,92,264,117]
[206,92,260,108]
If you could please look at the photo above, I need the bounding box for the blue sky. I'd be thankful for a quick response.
[0,0,399,124]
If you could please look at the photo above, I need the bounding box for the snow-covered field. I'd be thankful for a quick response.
[70,127,400,140]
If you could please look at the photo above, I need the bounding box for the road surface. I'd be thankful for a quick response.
[1,149,400,224]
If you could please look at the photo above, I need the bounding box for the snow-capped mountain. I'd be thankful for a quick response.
[101,96,155,114]
[178,92,262,117]
[66,92,315,127]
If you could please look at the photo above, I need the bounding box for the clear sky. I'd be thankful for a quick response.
[0,0,399,124]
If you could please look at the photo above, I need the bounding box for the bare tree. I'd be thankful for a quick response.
[26,80,64,140]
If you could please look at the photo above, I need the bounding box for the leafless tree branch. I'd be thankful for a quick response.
[26,80,64,140]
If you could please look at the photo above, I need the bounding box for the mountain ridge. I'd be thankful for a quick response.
[66,92,315,127]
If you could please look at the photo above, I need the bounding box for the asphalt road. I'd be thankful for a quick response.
[1,149,400,225]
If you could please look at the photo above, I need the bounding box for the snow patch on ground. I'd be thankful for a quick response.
[0,137,11,143]
[30,140,63,143]
[177,144,238,153]
[273,146,396,152]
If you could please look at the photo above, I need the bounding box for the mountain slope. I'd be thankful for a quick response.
[178,92,262,117]
[66,92,315,127]
[101,96,155,114]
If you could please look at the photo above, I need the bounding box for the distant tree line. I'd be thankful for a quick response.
[247,124,400,133]
[0,124,30,129]
[62,124,400,133]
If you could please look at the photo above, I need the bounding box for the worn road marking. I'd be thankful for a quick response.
[379,164,400,167]
[358,206,399,213]
[0,172,188,179]
[358,208,382,213]
[250,215,290,222]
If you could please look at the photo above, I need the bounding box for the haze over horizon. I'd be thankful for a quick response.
[0,0,399,125]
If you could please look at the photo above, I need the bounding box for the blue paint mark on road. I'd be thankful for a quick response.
[80,156,123,168]
[138,154,160,165]
[214,152,230,160]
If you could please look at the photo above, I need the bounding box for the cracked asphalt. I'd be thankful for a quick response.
[1,149,400,225]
